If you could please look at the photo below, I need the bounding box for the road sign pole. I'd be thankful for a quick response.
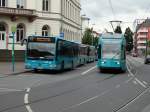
[11,26,16,73]
[12,32,15,72]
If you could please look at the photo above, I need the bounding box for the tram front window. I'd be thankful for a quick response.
[102,43,120,59]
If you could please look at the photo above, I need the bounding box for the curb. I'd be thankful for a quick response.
[0,70,31,78]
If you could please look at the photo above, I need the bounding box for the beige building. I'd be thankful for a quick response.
[0,0,82,50]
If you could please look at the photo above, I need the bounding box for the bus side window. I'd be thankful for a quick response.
[98,45,101,59]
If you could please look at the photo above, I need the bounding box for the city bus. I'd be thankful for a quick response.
[87,45,96,63]
[78,44,88,65]
[25,36,80,71]
[97,33,126,72]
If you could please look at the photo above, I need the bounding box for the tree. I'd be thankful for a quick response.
[93,36,99,48]
[124,27,134,52]
[114,26,122,34]
[82,28,93,45]
[148,40,150,47]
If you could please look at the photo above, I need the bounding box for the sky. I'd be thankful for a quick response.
[81,0,150,33]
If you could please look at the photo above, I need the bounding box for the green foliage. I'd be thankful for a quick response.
[148,40,150,47]
[124,27,134,52]
[114,26,122,34]
[93,36,99,48]
[82,28,93,45]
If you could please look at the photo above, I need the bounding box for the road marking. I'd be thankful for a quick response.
[127,62,147,88]
[24,94,29,104]
[126,64,134,77]
[26,88,31,93]
[24,88,33,112]
[133,80,137,85]
[135,78,147,88]
[125,78,133,84]
[60,90,110,112]
[0,88,23,92]
[81,66,96,75]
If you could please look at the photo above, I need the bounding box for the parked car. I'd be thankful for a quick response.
[144,55,150,64]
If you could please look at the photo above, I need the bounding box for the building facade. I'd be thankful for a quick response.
[0,0,82,50]
[81,16,90,34]
[135,19,150,51]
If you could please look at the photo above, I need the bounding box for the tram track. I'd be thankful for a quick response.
[112,58,149,112]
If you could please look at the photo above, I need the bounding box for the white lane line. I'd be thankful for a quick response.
[135,78,147,88]
[24,94,29,104]
[0,88,23,92]
[81,66,96,75]
[24,88,33,112]
[26,88,31,93]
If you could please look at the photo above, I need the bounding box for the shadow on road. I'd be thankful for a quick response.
[98,69,126,75]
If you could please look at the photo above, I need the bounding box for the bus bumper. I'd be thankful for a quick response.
[25,60,59,70]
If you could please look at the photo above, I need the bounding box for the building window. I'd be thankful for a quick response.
[0,24,6,41]
[43,0,49,11]
[42,25,50,36]
[0,24,5,31]
[0,0,6,7]
[16,24,25,42]
[17,0,25,8]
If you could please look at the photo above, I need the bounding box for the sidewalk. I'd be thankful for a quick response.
[0,62,29,76]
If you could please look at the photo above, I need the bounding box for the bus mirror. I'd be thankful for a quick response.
[21,39,27,46]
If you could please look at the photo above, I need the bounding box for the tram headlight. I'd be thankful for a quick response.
[101,61,105,64]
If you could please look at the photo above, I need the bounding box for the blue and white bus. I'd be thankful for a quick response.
[97,33,126,72]
[87,45,96,63]
[25,36,79,71]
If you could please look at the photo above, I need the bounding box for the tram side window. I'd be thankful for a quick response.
[98,45,101,59]
[121,44,126,60]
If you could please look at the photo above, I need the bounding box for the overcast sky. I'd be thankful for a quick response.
[81,0,150,32]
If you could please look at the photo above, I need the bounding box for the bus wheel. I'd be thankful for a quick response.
[34,69,38,73]
[61,62,64,71]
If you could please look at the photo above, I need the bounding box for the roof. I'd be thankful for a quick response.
[136,19,150,31]
[101,33,123,39]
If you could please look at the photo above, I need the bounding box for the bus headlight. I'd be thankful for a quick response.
[116,62,120,65]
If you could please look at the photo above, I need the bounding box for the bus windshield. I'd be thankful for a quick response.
[102,42,121,59]
[27,42,56,59]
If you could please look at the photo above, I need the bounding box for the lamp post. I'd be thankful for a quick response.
[92,24,96,46]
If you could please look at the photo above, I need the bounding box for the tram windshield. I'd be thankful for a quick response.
[102,42,121,59]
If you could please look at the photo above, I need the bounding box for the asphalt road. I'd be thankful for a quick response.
[0,56,150,112]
